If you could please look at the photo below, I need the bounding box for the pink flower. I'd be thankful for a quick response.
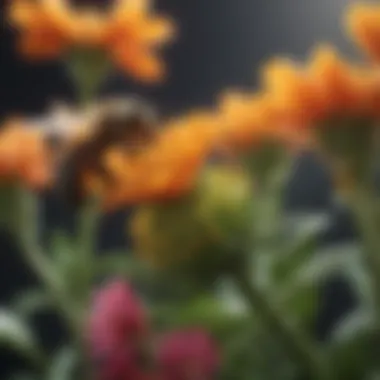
[88,280,149,380]
[157,329,220,380]
[89,280,147,352]
[96,346,146,380]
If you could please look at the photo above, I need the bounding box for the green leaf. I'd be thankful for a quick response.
[296,243,362,285]
[221,328,296,380]
[11,289,52,318]
[151,295,251,338]
[327,321,380,379]
[272,229,317,285]
[366,371,380,380]
[286,212,332,239]
[277,282,317,328]
[0,309,43,364]
[215,278,249,316]
[46,346,78,380]
[331,307,375,344]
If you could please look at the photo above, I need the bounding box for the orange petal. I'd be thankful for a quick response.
[112,0,151,18]
[18,31,65,60]
[8,0,41,29]
[111,43,165,82]
[139,16,176,45]
[309,46,365,114]
[345,3,380,62]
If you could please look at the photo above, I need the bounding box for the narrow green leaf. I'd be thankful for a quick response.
[46,346,78,380]
[296,243,362,285]
[151,295,251,338]
[286,212,332,239]
[276,281,317,327]
[0,309,43,365]
[11,289,52,318]
[272,231,317,285]
[331,307,375,344]
[215,278,249,316]
[327,323,380,379]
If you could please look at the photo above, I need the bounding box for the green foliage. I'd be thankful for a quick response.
[1,145,379,380]
[0,184,24,234]
[151,294,251,338]
[327,311,380,379]
[46,346,78,380]
[221,328,297,380]
[0,309,43,366]
[11,289,52,318]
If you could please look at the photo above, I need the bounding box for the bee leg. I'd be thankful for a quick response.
[92,161,116,186]
[54,149,88,209]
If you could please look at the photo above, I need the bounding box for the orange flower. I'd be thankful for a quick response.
[87,111,219,210]
[0,120,52,189]
[217,90,310,152]
[8,0,176,82]
[9,0,70,59]
[345,3,380,62]
[260,58,327,126]
[260,45,380,127]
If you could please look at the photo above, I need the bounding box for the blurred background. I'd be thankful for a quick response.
[0,0,366,376]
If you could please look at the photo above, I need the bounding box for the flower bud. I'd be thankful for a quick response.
[94,346,148,380]
[130,165,253,277]
[88,280,151,380]
[157,329,220,380]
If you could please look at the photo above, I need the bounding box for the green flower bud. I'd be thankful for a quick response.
[130,165,253,279]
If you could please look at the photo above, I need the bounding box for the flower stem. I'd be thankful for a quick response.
[232,268,330,380]
[350,183,380,324]
[16,187,82,339]
[66,49,110,107]
[75,196,101,306]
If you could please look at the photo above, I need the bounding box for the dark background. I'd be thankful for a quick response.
[0,0,365,377]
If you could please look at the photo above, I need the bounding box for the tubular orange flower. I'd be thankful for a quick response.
[260,58,327,126]
[0,120,52,189]
[307,46,380,117]
[88,111,219,210]
[105,0,176,82]
[9,0,70,59]
[261,46,380,194]
[217,90,310,153]
[218,92,280,147]
[345,3,380,62]
[8,0,176,82]
[260,45,380,127]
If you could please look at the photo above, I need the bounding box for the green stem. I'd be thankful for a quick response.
[66,49,110,107]
[350,183,380,323]
[232,268,329,380]
[16,187,82,340]
[76,196,101,303]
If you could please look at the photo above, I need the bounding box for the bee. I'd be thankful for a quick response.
[36,97,159,208]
